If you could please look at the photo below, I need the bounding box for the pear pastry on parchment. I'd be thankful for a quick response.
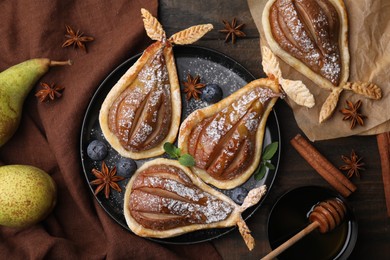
[99,9,213,159]
[123,158,267,251]
[262,0,382,123]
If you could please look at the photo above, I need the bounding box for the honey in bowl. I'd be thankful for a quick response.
[267,186,357,260]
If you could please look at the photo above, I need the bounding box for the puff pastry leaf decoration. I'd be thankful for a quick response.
[262,45,315,108]
[169,24,214,45]
[178,78,281,189]
[124,158,267,251]
[319,87,342,123]
[262,0,382,123]
[99,9,213,159]
[141,8,166,42]
[261,45,282,79]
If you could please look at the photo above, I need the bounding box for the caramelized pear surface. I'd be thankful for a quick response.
[269,0,341,86]
[128,163,233,230]
[188,88,268,181]
[108,48,172,152]
[99,41,181,160]
[178,78,280,189]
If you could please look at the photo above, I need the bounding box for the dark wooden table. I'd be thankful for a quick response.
[160,1,390,259]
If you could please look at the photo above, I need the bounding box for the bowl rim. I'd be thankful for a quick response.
[266,185,358,260]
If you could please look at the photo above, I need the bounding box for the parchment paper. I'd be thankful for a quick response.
[248,0,390,141]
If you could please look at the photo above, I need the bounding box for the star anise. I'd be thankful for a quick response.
[62,25,94,52]
[35,82,65,102]
[90,161,125,199]
[182,74,206,100]
[339,100,366,129]
[219,18,246,44]
[339,150,365,179]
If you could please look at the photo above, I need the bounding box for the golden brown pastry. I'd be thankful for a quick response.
[99,9,212,159]
[178,78,280,189]
[123,158,267,250]
[263,0,349,89]
[262,45,315,108]
[262,0,381,122]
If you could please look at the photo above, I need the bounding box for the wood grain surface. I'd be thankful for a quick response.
[159,1,390,259]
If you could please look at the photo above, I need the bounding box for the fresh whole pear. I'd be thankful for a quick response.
[0,58,72,147]
[0,165,57,228]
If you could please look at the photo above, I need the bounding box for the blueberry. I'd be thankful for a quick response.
[116,158,137,177]
[231,187,249,204]
[87,140,108,161]
[201,84,223,103]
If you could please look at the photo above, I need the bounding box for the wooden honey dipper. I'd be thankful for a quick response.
[261,198,347,260]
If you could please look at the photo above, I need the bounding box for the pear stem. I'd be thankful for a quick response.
[49,60,73,67]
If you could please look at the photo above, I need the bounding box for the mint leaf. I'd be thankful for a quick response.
[262,142,278,160]
[174,147,181,157]
[254,142,278,181]
[254,165,267,181]
[163,142,178,158]
[164,142,195,167]
[265,162,275,170]
[178,153,195,167]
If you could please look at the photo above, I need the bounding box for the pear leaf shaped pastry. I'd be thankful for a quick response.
[262,45,315,108]
[124,158,267,250]
[99,9,213,159]
[178,78,281,189]
[140,8,166,41]
[262,0,382,122]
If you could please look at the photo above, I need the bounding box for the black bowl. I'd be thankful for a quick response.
[267,186,358,260]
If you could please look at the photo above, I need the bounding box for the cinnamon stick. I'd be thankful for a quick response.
[377,132,390,217]
[290,134,357,197]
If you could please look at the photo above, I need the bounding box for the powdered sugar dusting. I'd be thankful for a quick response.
[280,0,315,53]
[272,0,342,85]
[177,56,247,118]
[163,197,232,224]
[108,48,171,150]
[131,168,233,225]
[138,49,169,91]
[245,112,260,132]
[201,88,274,145]
[144,176,204,202]
[130,122,153,146]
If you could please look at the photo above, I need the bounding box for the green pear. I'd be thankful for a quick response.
[0,165,57,228]
[0,58,72,147]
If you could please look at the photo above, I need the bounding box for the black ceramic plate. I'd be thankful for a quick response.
[80,45,281,244]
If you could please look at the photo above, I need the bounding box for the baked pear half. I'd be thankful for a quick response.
[263,0,349,89]
[123,158,267,250]
[262,0,381,122]
[99,9,213,159]
[178,78,280,189]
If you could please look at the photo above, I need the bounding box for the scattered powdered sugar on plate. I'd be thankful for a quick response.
[81,46,280,243]
[177,56,248,118]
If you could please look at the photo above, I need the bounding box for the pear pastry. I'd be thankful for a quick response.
[178,78,281,189]
[262,0,382,122]
[123,158,267,250]
[99,9,213,159]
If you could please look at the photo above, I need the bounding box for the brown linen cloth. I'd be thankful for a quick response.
[0,1,222,259]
